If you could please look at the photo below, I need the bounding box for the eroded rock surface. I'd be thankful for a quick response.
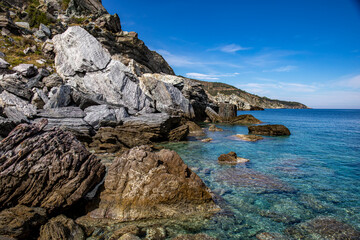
[248,124,291,136]
[0,120,105,213]
[218,151,249,164]
[38,215,85,240]
[89,145,218,221]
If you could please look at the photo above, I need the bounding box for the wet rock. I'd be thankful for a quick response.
[216,168,295,193]
[12,64,38,78]
[248,124,291,136]
[186,121,205,136]
[234,134,264,142]
[285,217,360,239]
[172,233,218,240]
[201,138,213,143]
[218,151,249,164]
[259,210,300,224]
[0,58,9,69]
[38,215,85,240]
[209,124,223,132]
[168,124,189,141]
[218,103,237,122]
[42,73,63,89]
[229,114,262,125]
[89,145,218,221]
[0,205,47,239]
[44,85,71,109]
[0,120,105,213]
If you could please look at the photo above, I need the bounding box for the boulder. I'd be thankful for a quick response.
[0,205,47,239]
[67,0,107,15]
[218,103,237,122]
[205,107,222,123]
[38,215,85,240]
[0,90,37,118]
[168,124,189,141]
[234,134,264,142]
[0,120,105,213]
[0,58,9,69]
[53,27,153,114]
[139,74,194,118]
[285,217,360,239]
[84,104,128,129]
[44,85,72,109]
[185,121,205,136]
[208,124,223,132]
[248,124,290,136]
[12,64,38,78]
[218,152,249,164]
[89,145,218,221]
[42,73,63,89]
[39,23,51,37]
[34,30,48,41]
[229,114,262,125]
[0,73,33,100]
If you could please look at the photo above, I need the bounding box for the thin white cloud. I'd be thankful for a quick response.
[238,81,317,95]
[208,44,251,53]
[336,74,360,89]
[186,72,239,81]
[263,65,298,72]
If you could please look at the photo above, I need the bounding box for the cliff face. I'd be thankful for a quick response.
[194,80,308,110]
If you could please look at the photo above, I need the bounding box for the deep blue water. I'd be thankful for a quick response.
[162,109,360,239]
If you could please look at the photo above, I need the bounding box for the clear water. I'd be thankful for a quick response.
[161,109,360,239]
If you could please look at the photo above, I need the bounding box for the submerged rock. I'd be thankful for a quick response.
[38,215,85,240]
[285,216,360,239]
[256,232,289,240]
[0,205,47,239]
[209,124,223,132]
[89,145,218,221]
[234,134,264,142]
[0,120,105,213]
[248,124,291,136]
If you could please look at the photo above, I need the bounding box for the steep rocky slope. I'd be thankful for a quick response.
[194,80,308,110]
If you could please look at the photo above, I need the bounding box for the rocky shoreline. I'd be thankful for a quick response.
[0,0,358,239]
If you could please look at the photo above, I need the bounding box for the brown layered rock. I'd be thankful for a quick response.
[229,114,262,125]
[208,124,223,132]
[248,124,290,136]
[168,124,189,141]
[285,217,360,239]
[38,215,85,240]
[185,121,205,137]
[0,205,47,239]
[89,145,218,221]
[0,119,106,213]
[218,152,249,164]
[218,103,237,122]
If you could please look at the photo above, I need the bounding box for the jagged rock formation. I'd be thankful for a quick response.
[194,80,308,110]
[88,145,219,221]
[38,215,85,240]
[0,120,105,213]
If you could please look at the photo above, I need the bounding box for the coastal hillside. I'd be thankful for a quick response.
[193,79,308,110]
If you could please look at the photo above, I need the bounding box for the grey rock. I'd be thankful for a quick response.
[36,107,85,119]
[44,85,72,109]
[0,58,9,69]
[0,52,5,58]
[12,64,38,78]
[0,91,37,118]
[26,68,50,89]
[42,73,63,88]
[67,0,107,15]
[42,39,55,58]
[39,23,51,36]
[53,26,111,77]
[0,73,33,100]
[15,22,30,30]
[4,106,29,123]
[84,105,127,129]
[71,88,102,109]
[34,30,47,40]
[205,106,222,123]
[23,45,36,55]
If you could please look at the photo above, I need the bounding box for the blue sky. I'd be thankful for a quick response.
[103,0,360,108]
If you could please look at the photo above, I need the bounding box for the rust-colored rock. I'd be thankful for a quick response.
[218,151,249,164]
[0,119,105,213]
[248,124,290,136]
[89,145,218,221]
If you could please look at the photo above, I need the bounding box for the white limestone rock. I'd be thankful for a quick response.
[0,90,37,118]
[0,58,9,69]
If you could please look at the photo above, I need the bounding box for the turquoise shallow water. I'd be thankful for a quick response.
[162,109,360,239]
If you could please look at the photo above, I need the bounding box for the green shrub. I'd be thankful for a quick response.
[27,4,52,28]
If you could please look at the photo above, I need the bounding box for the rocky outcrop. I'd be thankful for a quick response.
[218,152,249,164]
[0,120,105,213]
[285,217,360,239]
[38,215,85,240]
[228,114,262,125]
[168,124,189,141]
[205,107,222,123]
[185,121,205,137]
[248,124,291,136]
[218,103,237,121]
[0,205,47,239]
[89,145,218,221]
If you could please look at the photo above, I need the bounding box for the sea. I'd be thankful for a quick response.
[162,109,360,239]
